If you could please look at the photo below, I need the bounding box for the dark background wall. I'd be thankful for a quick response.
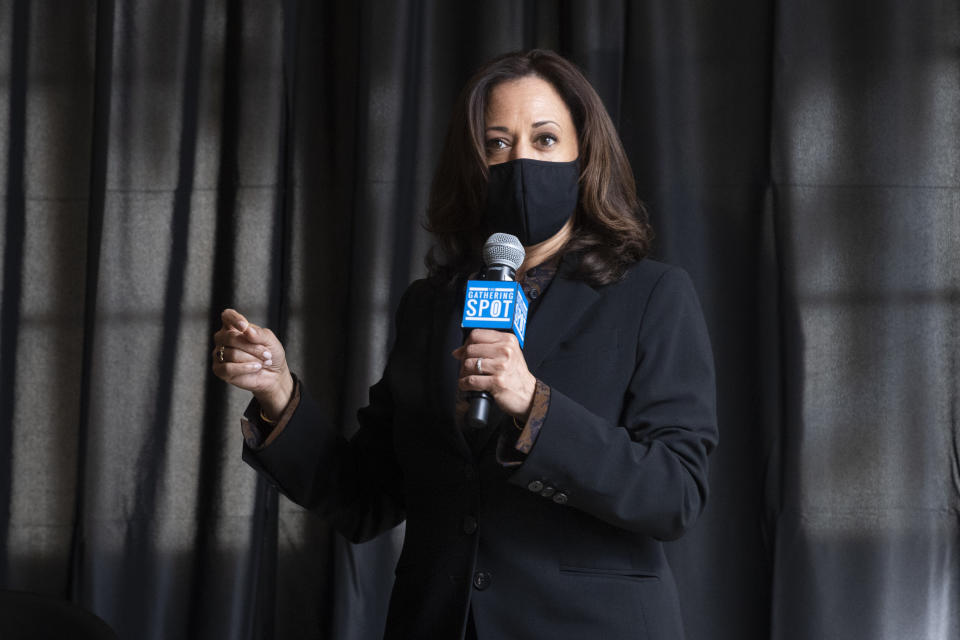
[0,1,957,638]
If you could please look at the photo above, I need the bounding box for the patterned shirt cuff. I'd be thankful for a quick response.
[496,379,551,467]
[240,375,301,450]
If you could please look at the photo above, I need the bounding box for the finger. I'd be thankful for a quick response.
[466,329,514,344]
[455,330,518,356]
[458,374,497,393]
[221,308,250,333]
[218,319,277,352]
[213,360,263,380]
[238,322,270,344]
[460,357,499,377]
[460,342,513,362]
[220,308,272,344]
[215,333,272,361]
[453,344,492,360]
[211,345,260,365]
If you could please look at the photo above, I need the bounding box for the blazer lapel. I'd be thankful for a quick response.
[521,260,600,376]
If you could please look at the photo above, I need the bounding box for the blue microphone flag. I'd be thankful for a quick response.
[461,280,529,347]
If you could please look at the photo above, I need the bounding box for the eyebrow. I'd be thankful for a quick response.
[485,120,561,133]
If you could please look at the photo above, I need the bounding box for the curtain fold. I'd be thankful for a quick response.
[0,1,956,638]
[769,2,960,637]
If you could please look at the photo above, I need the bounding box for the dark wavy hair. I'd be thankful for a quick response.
[424,49,652,286]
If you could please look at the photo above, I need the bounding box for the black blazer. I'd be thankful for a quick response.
[245,257,718,639]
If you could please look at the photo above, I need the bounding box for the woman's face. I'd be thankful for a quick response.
[483,75,579,166]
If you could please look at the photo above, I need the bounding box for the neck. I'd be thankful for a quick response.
[518,217,573,278]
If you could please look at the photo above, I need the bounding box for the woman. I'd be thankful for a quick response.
[213,50,717,639]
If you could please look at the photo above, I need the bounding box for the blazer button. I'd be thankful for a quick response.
[552,492,568,505]
[540,486,555,498]
[473,571,492,590]
[462,516,478,535]
[527,480,544,493]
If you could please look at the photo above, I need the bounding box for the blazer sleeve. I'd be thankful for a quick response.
[506,267,718,540]
[241,293,413,544]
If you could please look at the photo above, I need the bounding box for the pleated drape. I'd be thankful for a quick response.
[1,1,957,639]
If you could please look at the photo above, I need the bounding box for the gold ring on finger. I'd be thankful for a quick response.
[218,345,225,363]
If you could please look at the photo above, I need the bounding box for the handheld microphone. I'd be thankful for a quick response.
[461,233,528,429]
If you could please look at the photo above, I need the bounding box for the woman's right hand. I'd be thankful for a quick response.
[212,308,294,420]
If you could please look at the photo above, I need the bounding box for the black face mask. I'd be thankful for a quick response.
[484,158,580,246]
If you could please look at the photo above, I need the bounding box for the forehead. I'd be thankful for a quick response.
[485,75,572,123]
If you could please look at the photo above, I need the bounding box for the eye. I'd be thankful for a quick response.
[485,138,508,153]
[536,133,558,148]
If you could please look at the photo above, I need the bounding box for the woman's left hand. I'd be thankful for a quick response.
[453,329,537,419]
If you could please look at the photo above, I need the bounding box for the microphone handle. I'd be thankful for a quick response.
[465,391,493,429]
[482,264,516,282]
[464,262,517,429]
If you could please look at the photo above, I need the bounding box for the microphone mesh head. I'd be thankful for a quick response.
[483,233,525,270]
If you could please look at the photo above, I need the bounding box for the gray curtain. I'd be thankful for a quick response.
[0,1,957,639]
